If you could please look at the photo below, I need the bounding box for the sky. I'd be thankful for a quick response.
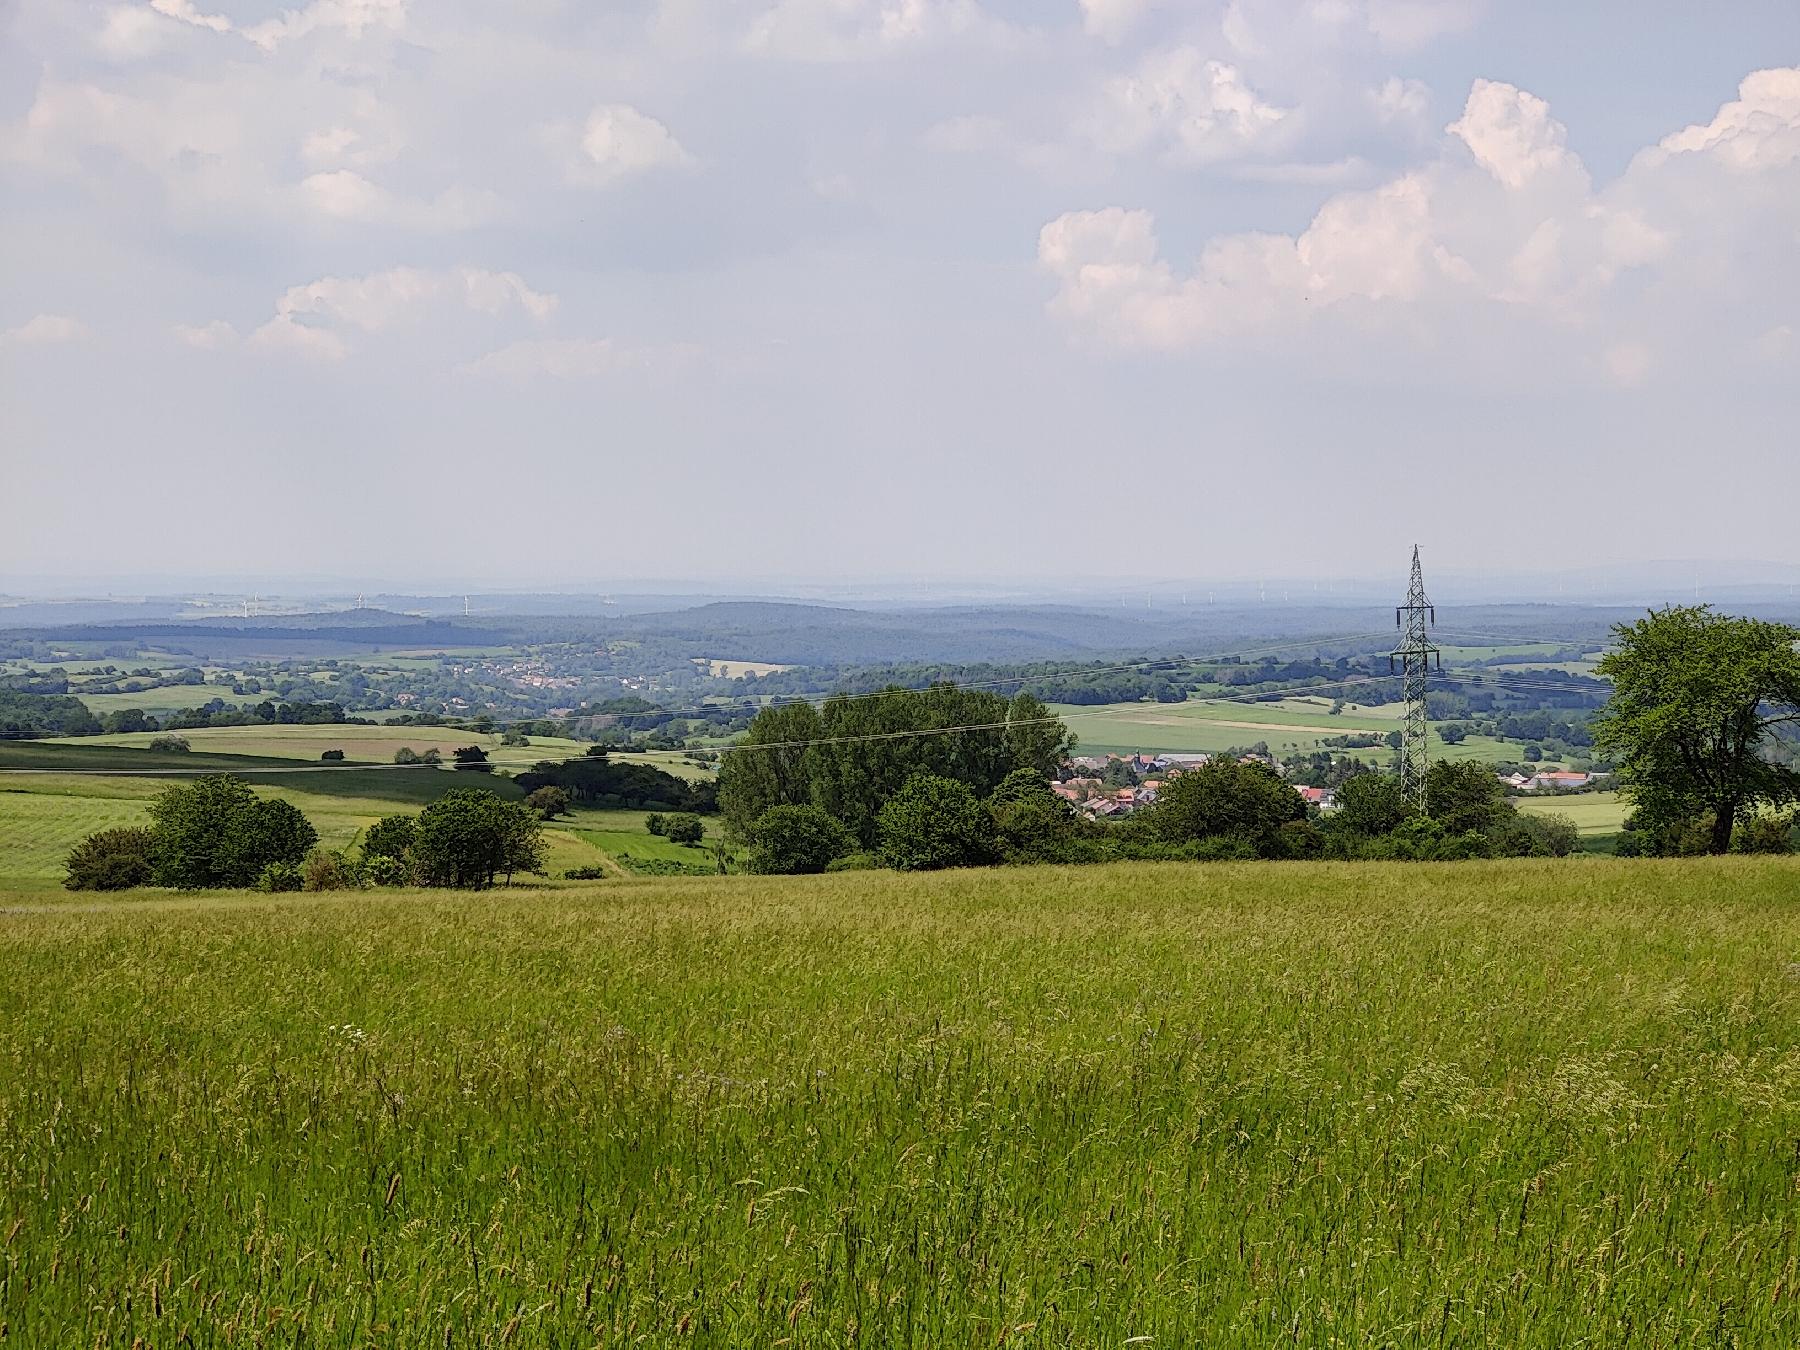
[2,0,1798,588]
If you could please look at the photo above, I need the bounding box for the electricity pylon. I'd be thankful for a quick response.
[1390,545,1440,811]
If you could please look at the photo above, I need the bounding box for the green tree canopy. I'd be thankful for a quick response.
[412,788,545,889]
[1595,606,1800,854]
[146,775,317,888]
[362,814,418,862]
[747,804,853,874]
[1332,772,1414,837]
[876,774,997,872]
[718,686,1073,847]
[1142,759,1305,857]
[1424,761,1514,836]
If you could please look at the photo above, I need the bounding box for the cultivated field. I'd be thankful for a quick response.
[2,860,1796,1345]
[1054,696,1554,766]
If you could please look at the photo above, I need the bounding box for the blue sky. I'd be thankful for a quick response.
[2,1,1797,586]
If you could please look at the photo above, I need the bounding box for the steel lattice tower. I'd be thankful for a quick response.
[1390,545,1440,810]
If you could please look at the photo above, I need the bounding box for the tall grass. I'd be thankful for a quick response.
[2,859,1797,1345]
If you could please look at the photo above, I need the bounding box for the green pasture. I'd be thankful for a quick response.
[1517,790,1629,837]
[1056,697,1577,767]
[3,860,1797,1345]
[0,753,696,891]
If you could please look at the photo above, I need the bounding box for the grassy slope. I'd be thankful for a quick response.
[2,860,1797,1346]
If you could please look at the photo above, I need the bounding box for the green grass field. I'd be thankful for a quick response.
[1054,694,1583,768]
[1,860,1797,1345]
[1518,790,1629,837]
[0,744,700,891]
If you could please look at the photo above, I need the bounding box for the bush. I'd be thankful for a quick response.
[1733,812,1796,855]
[877,775,997,872]
[452,745,492,773]
[564,864,609,880]
[320,748,345,761]
[301,850,362,892]
[748,805,852,874]
[663,812,705,845]
[1514,812,1581,858]
[644,813,667,836]
[394,746,419,765]
[147,734,190,753]
[823,852,879,872]
[257,861,303,893]
[362,814,417,863]
[527,785,571,820]
[64,827,156,891]
[363,853,411,886]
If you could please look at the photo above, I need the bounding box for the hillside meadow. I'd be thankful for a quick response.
[2,860,1797,1345]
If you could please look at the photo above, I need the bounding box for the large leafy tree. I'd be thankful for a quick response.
[720,686,1073,847]
[876,774,997,871]
[716,701,823,836]
[412,788,546,888]
[147,775,317,888]
[1595,606,1800,854]
[1424,760,1515,836]
[1142,758,1305,857]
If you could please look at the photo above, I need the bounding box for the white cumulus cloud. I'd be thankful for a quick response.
[2,314,90,347]
[1090,48,1294,164]
[1040,71,1798,364]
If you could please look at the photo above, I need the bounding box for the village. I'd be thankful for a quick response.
[1054,752,1601,820]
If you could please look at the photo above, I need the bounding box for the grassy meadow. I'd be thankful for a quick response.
[1054,695,1553,767]
[0,736,718,893]
[2,860,1797,1345]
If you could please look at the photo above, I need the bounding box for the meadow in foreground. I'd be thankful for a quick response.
[2,859,1797,1346]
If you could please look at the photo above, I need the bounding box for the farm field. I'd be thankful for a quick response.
[0,736,712,891]
[1517,790,1629,839]
[47,725,715,781]
[1053,696,1571,766]
[2,860,1797,1345]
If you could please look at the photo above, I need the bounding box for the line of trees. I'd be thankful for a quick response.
[64,777,548,892]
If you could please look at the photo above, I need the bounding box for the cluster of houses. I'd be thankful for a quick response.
[1054,752,1339,819]
[1499,769,1598,793]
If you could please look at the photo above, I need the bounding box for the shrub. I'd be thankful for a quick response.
[64,827,156,891]
[644,813,667,836]
[877,775,997,872]
[452,746,491,773]
[1514,812,1581,858]
[147,734,190,753]
[564,864,609,880]
[823,852,879,872]
[527,786,571,820]
[393,746,419,765]
[748,805,852,874]
[362,814,417,863]
[320,748,345,761]
[301,850,362,892]
[663,813,704,845]
[1733,812,1796,855]
[363,853,411,886]
[257,861,303,893]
